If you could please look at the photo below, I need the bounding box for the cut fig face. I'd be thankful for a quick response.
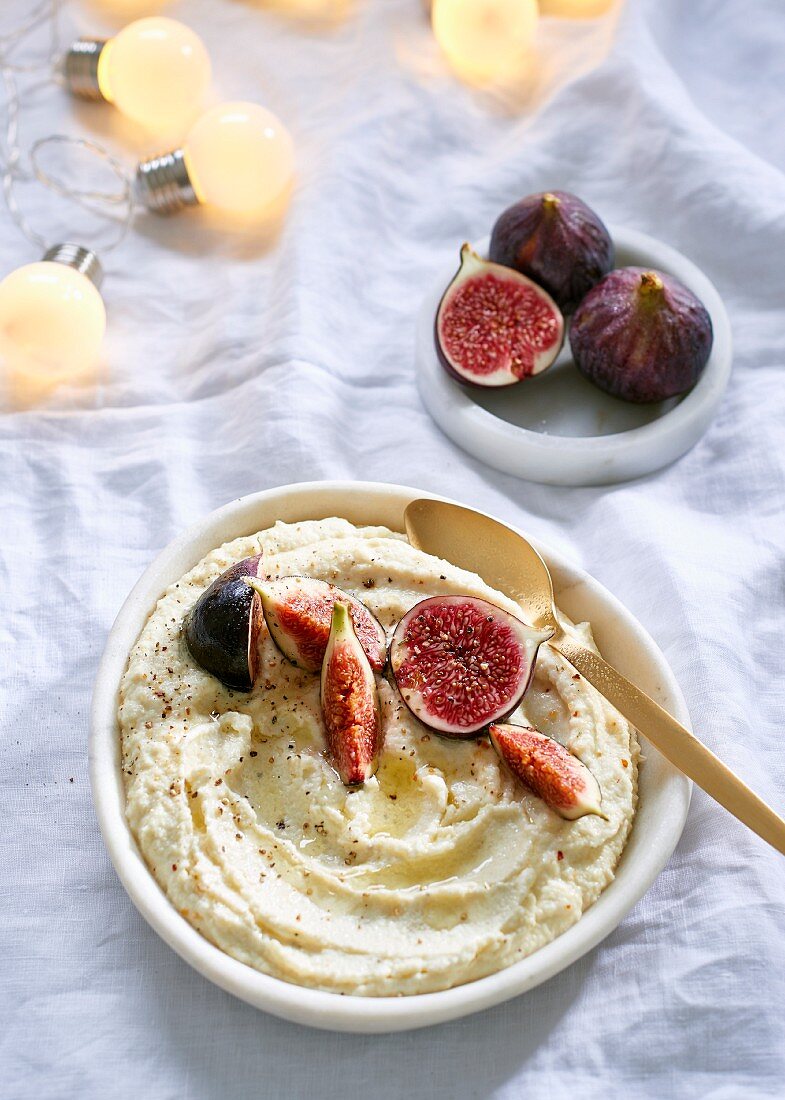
[435,244,564,388]
[489,723,605,821]
[321,601,383,786]
[247,576,387,673]
[390,595,552,739]
[184,555,263,692]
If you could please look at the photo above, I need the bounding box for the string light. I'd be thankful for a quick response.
[87,0,170,15]
[539,0,614,18]
[64,17,211,134]
[431,0,539,85]
[0,2,134,399]
[1,4,298,405]
[0,245,105,387]
[136,102,295,221]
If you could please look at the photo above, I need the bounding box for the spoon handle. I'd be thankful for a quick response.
[555,634,785,856]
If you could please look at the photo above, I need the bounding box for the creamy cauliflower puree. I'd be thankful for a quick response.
[119,518,638,996]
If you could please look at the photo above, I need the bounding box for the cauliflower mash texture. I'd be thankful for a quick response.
[119,519,638,996]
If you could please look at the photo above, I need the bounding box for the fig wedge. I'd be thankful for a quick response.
[321,601,383,786]
[390,595,552,739]
[246,576,386,673]
[489,723,605,820]
[184,555,263,691]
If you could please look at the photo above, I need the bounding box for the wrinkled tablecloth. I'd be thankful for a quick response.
[2,0,784,1096]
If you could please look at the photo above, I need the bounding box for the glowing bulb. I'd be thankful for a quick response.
[265,0,352,21]
[65,17,211,134]
[87,0,170,14]
[136,102,295,222]
[184,104,294,219]
[431,0,539,85]
[0,247,106,387]
[539,0,614,17]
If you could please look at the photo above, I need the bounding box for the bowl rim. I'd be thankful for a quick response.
[417,226,733,485]
[90,481,691,1032]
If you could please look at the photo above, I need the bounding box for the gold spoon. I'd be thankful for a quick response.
[405,497,785,856]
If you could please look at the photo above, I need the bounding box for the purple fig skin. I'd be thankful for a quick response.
[569,267,714,404]
[489,191,614,313]
[184,555,263,692]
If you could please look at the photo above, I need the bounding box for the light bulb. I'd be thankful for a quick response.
[432,0,539,85]
[65,17,211,134]
[87,0,170,14]
[539,0,614,17]
[136,102,295,222]
[264,0,352,20]
[0,246,105,385]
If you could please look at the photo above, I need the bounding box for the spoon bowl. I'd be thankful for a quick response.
[405,498,559,631]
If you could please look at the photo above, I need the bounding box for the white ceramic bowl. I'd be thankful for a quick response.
[417,228,732,486]
[90,481,691,1032]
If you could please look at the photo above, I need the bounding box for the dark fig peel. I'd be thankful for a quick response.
[489,191,614,313]
[569,266,713,403]
[184,555,263,691]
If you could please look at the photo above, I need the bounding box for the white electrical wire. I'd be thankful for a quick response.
[0,0,58,75]
[0,0,135,255]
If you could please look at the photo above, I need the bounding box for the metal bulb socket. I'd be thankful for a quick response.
[43,244,104,290]
[63,39,107,101]
[135,149,198,215]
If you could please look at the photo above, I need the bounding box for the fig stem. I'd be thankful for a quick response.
[639,271,664,296]
[332,600,351,634]
[542,192,560,212]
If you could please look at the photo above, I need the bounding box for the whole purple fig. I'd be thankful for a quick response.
[569,267,713,404]
[489,191,613,313]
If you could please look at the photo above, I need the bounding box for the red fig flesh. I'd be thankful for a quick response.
[184,555,263,691]
[489,191,613,313]
[247,576,386,673]
[390,595,551,738]
[569,267,713,403]
[435,244,564,387]
[489,723,605,820]
[321,601,382,786]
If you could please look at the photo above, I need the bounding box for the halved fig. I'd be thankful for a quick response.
[489,723,605,820]
[390,595,552,738]
[321,601,383,786]
[246,576,387,673]
[435,243,564,388]
[184,555,263,691]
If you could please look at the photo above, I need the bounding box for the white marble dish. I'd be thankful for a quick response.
[90,481,691,1032]
[417,229,732,486]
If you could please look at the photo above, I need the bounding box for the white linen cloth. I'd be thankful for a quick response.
[2,0,784,1096]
